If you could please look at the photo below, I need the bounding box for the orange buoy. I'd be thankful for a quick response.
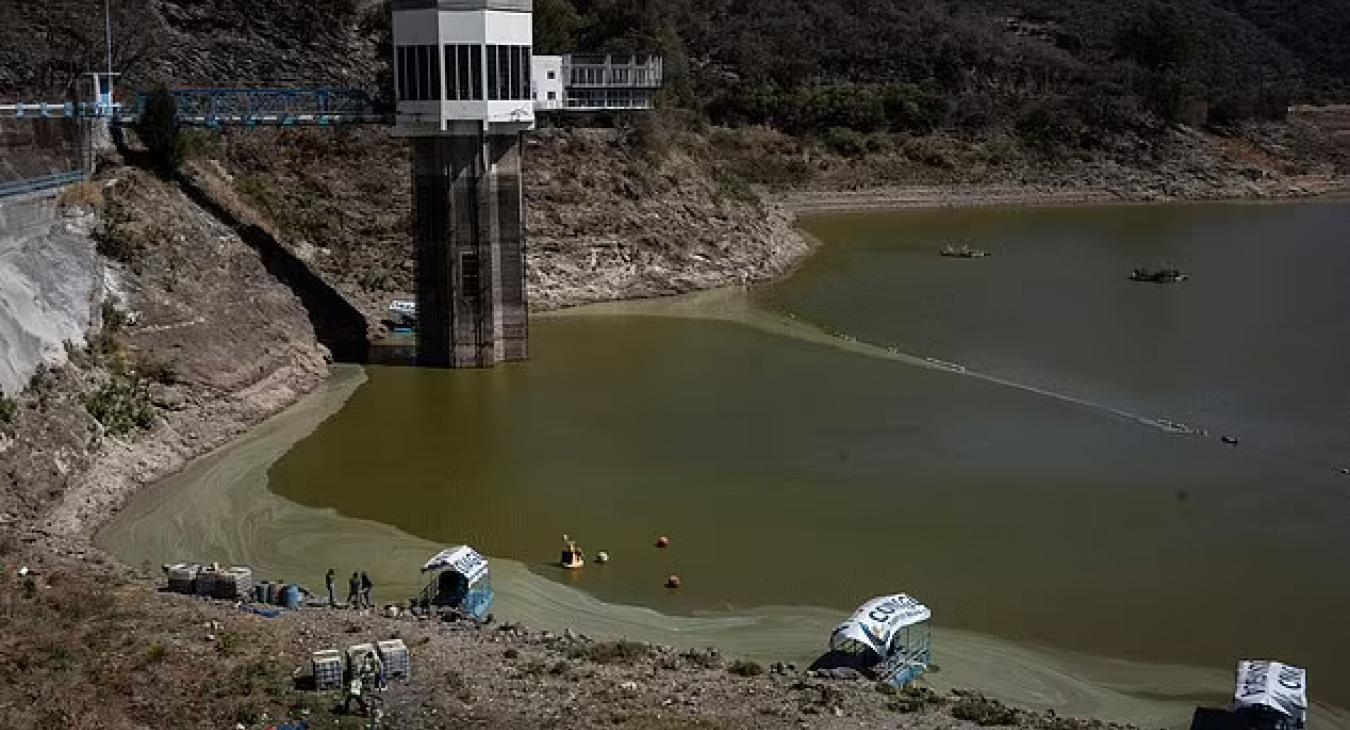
[655,536,671,548]
[665,574,681,589]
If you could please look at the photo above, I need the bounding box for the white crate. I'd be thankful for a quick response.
[345,643,378,670]
[215,567,253,601]
[377,639,410,678]
[164,563,199,594]
[312,649,344,691]
[194,570,218,597]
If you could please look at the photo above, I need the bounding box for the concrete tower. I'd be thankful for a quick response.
[392,0,533,368]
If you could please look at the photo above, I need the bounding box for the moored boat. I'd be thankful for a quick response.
[940,243,990,258]
[1130,267,1188,283]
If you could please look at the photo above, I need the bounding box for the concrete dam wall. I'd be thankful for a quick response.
[0,191,103,397]
[0,117,84,194]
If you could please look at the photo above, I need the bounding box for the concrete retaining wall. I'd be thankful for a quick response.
[0,191,103,396]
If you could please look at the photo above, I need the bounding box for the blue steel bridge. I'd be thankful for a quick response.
[0,88,387,198]
[1,87,386,128]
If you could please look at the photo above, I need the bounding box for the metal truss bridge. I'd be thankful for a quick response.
[2,88,387,128]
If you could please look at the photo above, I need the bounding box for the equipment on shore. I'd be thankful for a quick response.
[1190,661,1307,730]
[821,594,932,689]
[560,534,585,569]
[413,545,495,621]
[162,563,253,601]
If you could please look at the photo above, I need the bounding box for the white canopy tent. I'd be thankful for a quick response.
[830,594,931,657]
[422,546,490,584]
[1234,661,1308,726]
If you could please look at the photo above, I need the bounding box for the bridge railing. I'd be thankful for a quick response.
[130,88,389,128]
[0,171,87,199]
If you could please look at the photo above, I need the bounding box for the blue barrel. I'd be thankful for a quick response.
[282,584,302,610]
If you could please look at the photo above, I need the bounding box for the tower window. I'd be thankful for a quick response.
[396,44,441,101]
[461,251,481,300]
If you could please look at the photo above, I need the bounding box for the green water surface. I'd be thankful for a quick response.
[270,200,1350,705]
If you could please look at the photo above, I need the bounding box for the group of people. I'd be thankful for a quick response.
[325,568,375,609]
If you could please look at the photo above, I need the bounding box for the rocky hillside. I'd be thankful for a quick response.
[181,124,806,333]
[0,168,327,532]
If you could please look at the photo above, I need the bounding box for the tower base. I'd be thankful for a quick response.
[412,134,528,368]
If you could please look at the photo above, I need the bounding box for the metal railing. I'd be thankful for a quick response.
[0,171,86,199]
[132,88,388,128]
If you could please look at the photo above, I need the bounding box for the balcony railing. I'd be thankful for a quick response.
[563,54,663,90]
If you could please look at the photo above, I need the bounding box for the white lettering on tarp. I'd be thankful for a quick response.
[1277,665,1305,691]
[1235,661,1307,718]
[1238,661,1271,699]
[866,595,924,625]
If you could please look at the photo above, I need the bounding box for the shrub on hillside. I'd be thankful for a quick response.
[0,391,16,425]
[85,377,155,436]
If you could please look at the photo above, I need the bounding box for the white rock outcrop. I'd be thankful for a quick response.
[0,191,103,397]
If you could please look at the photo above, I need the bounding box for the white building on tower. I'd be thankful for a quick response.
[392,0,535,137]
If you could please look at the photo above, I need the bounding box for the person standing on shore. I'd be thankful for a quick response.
[347,572,361,609]
[360,571,374,609]
[325,568,337,607]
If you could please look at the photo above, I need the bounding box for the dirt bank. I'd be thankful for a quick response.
[0,166,328,544]
[5,546,1144,730]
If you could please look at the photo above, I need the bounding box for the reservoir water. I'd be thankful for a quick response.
[101,200,1350,719]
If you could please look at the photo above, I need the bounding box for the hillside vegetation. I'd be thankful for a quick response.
[537,0,1350,145]
[4,0,1348,146]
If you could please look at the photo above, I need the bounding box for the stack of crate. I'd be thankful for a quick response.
[164,563,199,594]
[377,639,411,679]
[312,649,344,691]
[194,568,219,597]
[214,567,254,601]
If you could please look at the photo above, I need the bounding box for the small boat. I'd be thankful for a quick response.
[816,594,932,688]
[560,534,585,569]
[940,243,989,259]
[1130,267,1189,283]
[387,299,418,328]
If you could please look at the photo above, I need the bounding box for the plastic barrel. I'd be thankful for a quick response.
[253,583,266,603]
[283,584,302,610]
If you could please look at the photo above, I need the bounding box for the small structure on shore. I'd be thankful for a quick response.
[413,545,494,620]
[816,594,932,689]
[1190,661,1307,730]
